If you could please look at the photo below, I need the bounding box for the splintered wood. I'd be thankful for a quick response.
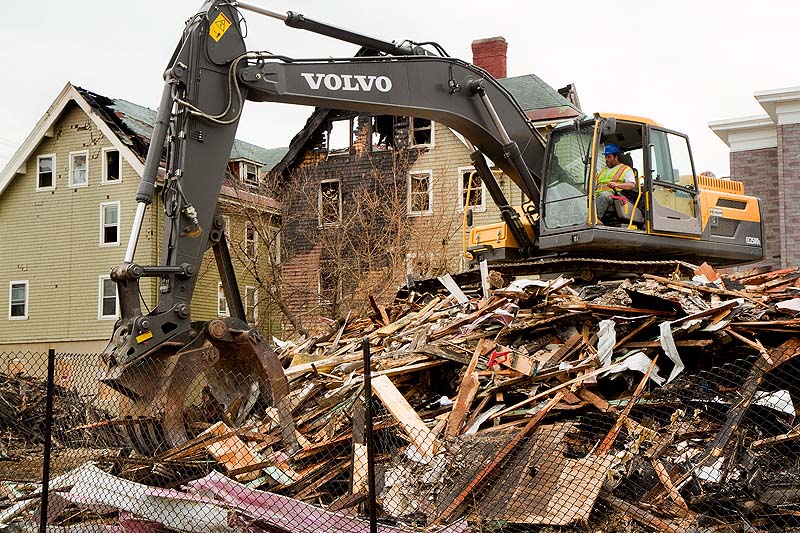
[10,263,800,532]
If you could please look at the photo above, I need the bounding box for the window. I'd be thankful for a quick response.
[268,226,281,264]
[245,222,258,259]
[319,179,342,226]
[217,282,229,317]
[221,215,231,239]
[326,118,354,156]
[100,202,120,246]
[9,281,28,320]
[241,162,259,186]
[245,286,259,323]
[370,115,395,151]
[410,117,433,146]
[37,154,55,190]
[650,130,695,186]
[98,276,118,319]
[102,148,121,183]
[458,167,486,211]
[69,151,88,187]
[407,170,433,215]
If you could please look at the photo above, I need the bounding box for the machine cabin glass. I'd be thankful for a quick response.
[541,121,594,230]
[646,129,702,236]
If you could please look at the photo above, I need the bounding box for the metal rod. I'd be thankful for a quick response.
[124,202,147,263]
[235,1,287,21]
[39,348,56,533]
[478,90,513,146]
[362,338,377,533]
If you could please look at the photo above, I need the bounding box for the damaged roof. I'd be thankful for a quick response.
[499,74,581,122]
[76,86,288,170]
[271,66,581,177]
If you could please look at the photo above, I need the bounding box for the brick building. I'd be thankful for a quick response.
[709,87,800,268]
[271,38,580,330]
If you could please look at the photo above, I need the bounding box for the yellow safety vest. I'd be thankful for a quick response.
[596,164,632,194]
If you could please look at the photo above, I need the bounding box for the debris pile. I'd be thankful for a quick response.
[4,263,800,532]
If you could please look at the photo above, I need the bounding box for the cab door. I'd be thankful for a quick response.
[645,128,702,236]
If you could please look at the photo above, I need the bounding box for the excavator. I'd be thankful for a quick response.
[102,0,764,454]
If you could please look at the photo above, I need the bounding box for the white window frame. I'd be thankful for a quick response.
[240,161,259,186]
[245,222,258,259]
[97,276,119,320]
[68,150,89,188]
[101,147,122,184]
[99,201,121,247]
[409,117,435,148]
[407,170,433,216]
[36,154,56,191]
[221,214,231,239]
[457,166,487,213]
[318,178,342,227]
[245,286,259,323]
[268,226,281,265]
[9,280,28,320]
[217,282,229,317]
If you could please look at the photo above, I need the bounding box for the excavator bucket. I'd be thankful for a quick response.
[99,317,296,456]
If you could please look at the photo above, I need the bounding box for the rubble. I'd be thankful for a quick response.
[4,262,800,531]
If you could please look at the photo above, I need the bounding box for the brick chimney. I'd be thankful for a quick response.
[471,37,507,79]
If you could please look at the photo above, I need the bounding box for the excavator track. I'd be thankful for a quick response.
[406,257,698,294]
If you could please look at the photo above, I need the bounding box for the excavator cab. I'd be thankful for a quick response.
[471,113,764,266]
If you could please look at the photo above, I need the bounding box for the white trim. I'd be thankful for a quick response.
[36,153,56,191]
[68,150,89,188]
[318,178,342,227]
[409,117,435,148]
[221,214,231,239]
[708,115,777,152]
[269,226,281,265]
[99,201,121,247]
[97,275,119,320]
[217,282,230,317]
[240,161,259,186]
[8,280,28,320]
[245,285,259,323]
[101,147,122,184]
[457,166,487,213]
[0,83,146,198]
[245,221,259,259]
[407,169,433,216]
[755,86,800,124]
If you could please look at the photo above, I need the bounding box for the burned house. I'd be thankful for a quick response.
[271,37,581,329]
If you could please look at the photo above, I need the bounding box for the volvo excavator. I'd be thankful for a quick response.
[102,0,764,453]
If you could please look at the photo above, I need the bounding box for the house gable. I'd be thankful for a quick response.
[0,83,145,197]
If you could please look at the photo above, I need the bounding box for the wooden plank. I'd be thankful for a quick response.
[368,295,390,326]
[444,339,492,438]
[624,339,712,348]
[491,360,626,420]
[594,355,658,455]
[432,392,564,525]
[204,421,264,482]
[351,395,367,497]
[372,374,438,458]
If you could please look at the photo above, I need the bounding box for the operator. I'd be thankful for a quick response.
[594,143,636,221]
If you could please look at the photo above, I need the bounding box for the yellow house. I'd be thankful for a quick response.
[0,83,286,354]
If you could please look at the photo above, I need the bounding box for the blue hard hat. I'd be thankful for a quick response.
[603,143,621,156]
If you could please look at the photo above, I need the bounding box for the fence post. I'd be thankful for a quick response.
[40,348,56,532]
[362,338,377,533]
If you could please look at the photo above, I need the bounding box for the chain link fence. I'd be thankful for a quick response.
[0,332,799,532]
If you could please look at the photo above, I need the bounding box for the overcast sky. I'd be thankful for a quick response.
[2,0,798,177]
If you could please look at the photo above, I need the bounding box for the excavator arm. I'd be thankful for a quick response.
[103,0,547,453]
